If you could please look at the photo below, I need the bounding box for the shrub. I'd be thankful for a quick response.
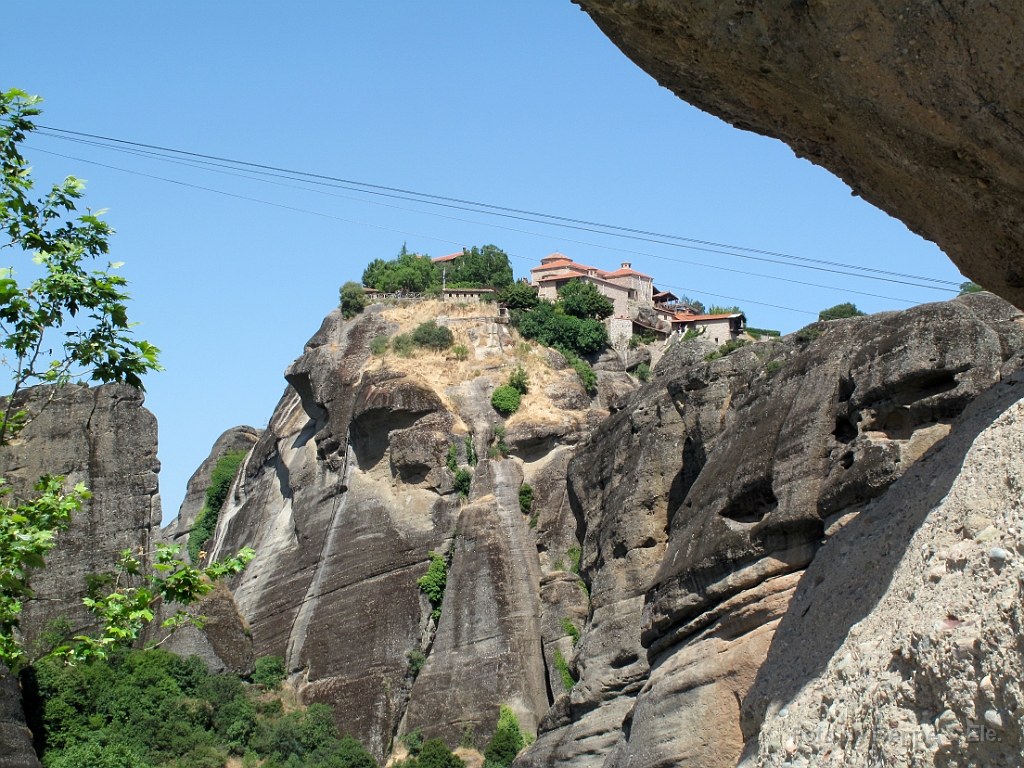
[412,320,454,350]
[507,365,529,394]
[483,705,525,768]
[704,338,750,362]
[392,334,415,357]
[553,649,575,692]
[401,727,425,756]
[745,327,780,340]
[492,425,509,457]
[491,385,521,415]
[453,469,472,498]
[561,353,597,394]
[464,434,477,467]
[518,484,533,516]
[795,327,824,342]
[632,362,651,382]
[552,559,565,572]
[818,303,865,321]
[340,281,367,319]
[406,649,426,677]
[418,738,465,768]
[446,444,458,472]
[959,281,985,295]
[452,344,469,361]
[766,359,785,377]
[418,551,448,620]
[560,617,580,647]
[370,334,390,356]
[628,330,657,348]
[189,449,248,564]
[681,326,705,342]
[567,546,581,574]
[253,655,287,689]
[510,300,608,356]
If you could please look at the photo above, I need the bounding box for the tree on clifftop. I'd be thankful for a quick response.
[818,302,866,321]
[557,279,614,319]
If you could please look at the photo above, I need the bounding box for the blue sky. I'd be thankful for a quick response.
[5,2,965,522]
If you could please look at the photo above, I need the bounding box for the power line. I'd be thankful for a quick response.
[35,125,962,290]
[28,145,819,319]
[27,144,920,305]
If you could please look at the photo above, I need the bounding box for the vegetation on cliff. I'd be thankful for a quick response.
[0,89,253,674]
[188,449,248,565]
[25,647,378,768]
[361,244,513,293]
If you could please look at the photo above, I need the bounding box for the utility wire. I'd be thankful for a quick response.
[35,125,962,290]
[27,144,920,305]
[28,145,819,319]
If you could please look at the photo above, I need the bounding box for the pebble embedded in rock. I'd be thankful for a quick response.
[988,547,1008,563]
[983,709,1003,729]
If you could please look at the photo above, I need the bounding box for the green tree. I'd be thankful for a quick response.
[483,705,525,768]
[0,90,253,673]
[818,302,866,321]
[557,279,613,319]
[361,246,439,293]
[339,281,367,319]
[188,449,248,564]
[0,89,162,445]
[252,655,286,689]
[417,738,464,768]
[445,245,514,289]
[498,282,539,310]
[411,321,454,351]
[959,281,985,295]
[491,385,521,415]
[706,304,741,315]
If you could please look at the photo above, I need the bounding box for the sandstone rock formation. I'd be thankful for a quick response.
[0,384,161,767]
[518,293,1024,767]
[197,304,605,761]
[574,0,1024,309]
[748,368,1024,767]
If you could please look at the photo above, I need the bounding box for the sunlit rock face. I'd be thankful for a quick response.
[575,0,1024,309]
[517,293,1024,768]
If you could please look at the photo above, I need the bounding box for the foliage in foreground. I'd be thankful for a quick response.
[188,449,249,565]
[24,647,378,768]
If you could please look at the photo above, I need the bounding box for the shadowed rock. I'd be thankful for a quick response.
[575,0,1024,308]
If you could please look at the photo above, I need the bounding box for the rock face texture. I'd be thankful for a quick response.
[200,306,604,761]
[0,384,161,767]
[160,425,260,546]
[574,0,1024,309]
[518,293,1024,768]
[748,369,1024,767]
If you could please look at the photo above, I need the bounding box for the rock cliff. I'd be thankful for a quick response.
[192,301,614,761]
[0,384,161,767]
[574,0,1024,309]
[517,292,1023,768]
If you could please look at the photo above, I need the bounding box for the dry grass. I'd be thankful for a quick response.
[363,305,589,429]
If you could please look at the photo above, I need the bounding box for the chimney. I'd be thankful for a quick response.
[621,262,631,270]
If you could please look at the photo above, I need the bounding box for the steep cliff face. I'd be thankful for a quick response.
[0,384,161,767]
[161,425,260,547]
[574,0,1024,309]
[519,293,1024,767]
[198,302,613,761]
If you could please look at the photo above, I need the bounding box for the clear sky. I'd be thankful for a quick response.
[5,2,965,523]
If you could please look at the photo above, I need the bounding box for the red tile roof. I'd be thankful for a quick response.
[673,312,743,322]
[606,267,653,279]
[432,252,464,263]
